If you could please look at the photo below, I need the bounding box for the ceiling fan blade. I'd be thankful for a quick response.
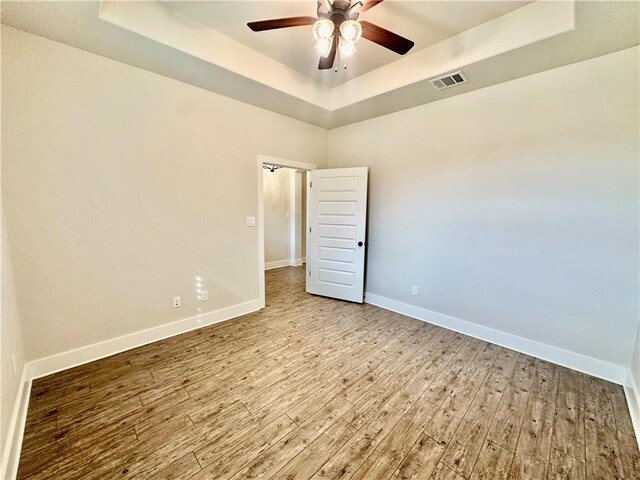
[360,20,414,55]
[317,0,333,14]
[359,0,383,13]
[247,16,317,32]
[318,36,338,70]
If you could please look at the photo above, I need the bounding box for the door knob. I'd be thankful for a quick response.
[358,241,364,247]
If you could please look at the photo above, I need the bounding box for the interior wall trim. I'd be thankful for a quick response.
[25,299,262,381]
[625,370,640,446]
[265,259,295,270]
[364,291,628,385]
[0,369,30,480]
[265,259,304,270]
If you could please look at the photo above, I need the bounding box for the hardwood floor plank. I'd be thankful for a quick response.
[584,376,625,479]
[423,407,464,449]
[385,335,469,415]
[311,403,404,480]
[508,452,548,480]
[389,433,445,480]
[547,448,585,480]
[486,354,536,452]
[469,440,514,480]
[147,452,202,480]
[429,462,466,480]
[617,430,640,480]
[440,349,518,477]
[272,419,356,480]
[192,415,297,479]
[552,368,585,462]
[229,396,352,479]
[514,359,559,472]
[607,383,636,437]
[350,397,438,480]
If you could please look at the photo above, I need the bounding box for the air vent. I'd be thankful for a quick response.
[430,71,467,90]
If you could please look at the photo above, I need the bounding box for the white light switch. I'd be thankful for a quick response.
[246,216,256,227]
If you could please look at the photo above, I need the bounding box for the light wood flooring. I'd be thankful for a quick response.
[18,267,639,479]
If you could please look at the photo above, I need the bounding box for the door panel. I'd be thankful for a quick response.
[306,167,368,303]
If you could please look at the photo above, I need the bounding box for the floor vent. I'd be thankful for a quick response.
[430,71,468,90]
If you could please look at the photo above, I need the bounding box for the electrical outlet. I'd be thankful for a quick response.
[11,354,17,377]
[411,286,418,295]
[246,216,256,227]
[200,290,208,301]
[172,296,181,308]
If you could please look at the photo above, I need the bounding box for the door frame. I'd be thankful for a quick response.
[257,155,317,308]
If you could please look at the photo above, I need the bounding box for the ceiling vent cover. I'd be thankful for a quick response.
[430,71,467,90]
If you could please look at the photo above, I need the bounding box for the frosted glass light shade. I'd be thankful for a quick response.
[338,37,356,59]
[339,20,362,43]
[315,37,333,57]
[313,19,335,40]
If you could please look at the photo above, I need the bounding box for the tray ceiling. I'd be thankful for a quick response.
[162,1,531,87]
[1,1,638,128]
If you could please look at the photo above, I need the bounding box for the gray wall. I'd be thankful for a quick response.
[328,47,639,369]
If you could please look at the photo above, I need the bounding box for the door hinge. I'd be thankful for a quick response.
[309,270,311,276]
[310,181,313,188]
[309,227,312,233]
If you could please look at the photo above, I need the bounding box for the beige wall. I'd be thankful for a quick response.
[328,47,640,369]
[263,168,292,264]
[1,211,26,469]
[1,26,327,360]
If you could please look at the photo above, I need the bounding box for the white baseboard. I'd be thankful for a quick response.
[625,370,640,447]
[26,299,261,380]
[364,292,627,385]
[265,259,304,270]
[265,259,293,270]
[0,368,31,480]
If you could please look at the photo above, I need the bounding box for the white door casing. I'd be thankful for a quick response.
[306,167,368,303]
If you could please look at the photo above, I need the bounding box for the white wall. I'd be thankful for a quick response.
[630,322,640,393]
[1,212,27,473]
[328,47,639,372]
[263,168,292,265]
[1,26,327,361]
[632,325,640,390]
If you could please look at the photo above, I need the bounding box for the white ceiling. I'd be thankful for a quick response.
[163,1,531,87]
[1,1,639,128]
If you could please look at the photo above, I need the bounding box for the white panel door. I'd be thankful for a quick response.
[306,167,368,303]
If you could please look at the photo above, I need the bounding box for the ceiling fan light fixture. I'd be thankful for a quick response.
[313,19,334,40]
[339,20,362,43]
[338,36,357,59]
[315,37,334,58]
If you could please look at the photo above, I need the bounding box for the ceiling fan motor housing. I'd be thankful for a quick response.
[319,0,360,29]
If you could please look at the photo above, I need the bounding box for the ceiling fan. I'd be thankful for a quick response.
[247,0,415,70]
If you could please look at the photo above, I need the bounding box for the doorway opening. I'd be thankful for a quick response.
[257,155,316,308]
